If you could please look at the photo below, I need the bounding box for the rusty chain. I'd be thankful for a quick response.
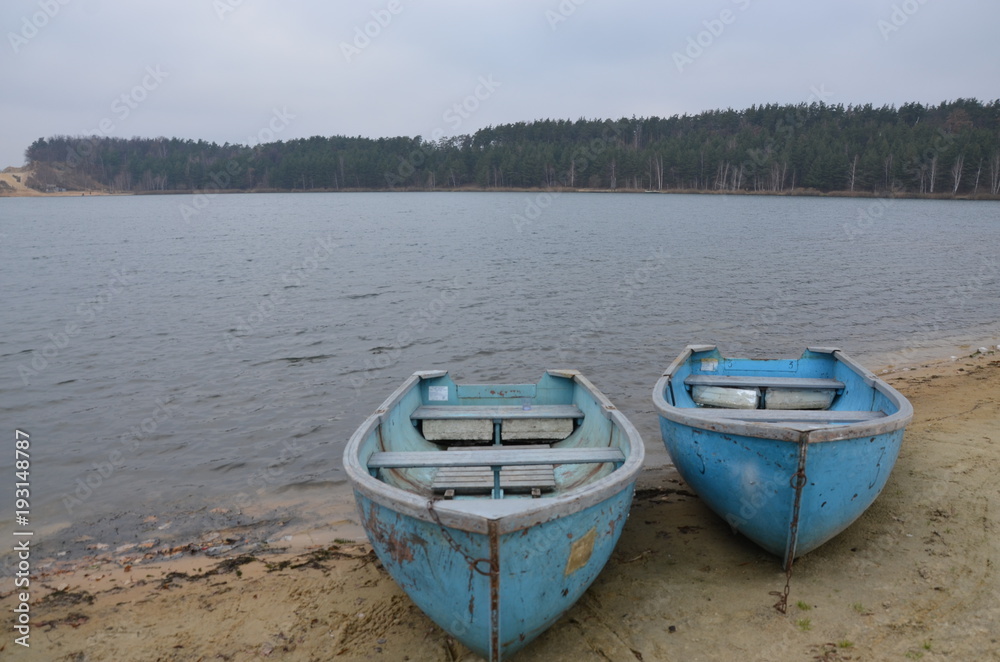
[427,498,497,576]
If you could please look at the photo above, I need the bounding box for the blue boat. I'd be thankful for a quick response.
[652,345,912,570]
[344,370,644,661]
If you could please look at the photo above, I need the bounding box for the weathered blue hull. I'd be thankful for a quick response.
[653,346,912,569]
[353,485,634,658]
[345,370,644,660]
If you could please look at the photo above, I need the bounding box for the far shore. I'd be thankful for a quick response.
[5,185,1000,201]
[4,167,1000,201]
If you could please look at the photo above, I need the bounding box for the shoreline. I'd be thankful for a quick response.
[3,346,998,660]
[4,172,1000,203]
[5,187,1000,201]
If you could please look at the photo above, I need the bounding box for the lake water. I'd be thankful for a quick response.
[1,192,998,559]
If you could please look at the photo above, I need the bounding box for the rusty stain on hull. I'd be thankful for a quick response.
[360,503,421,564]
[488,519,501,661]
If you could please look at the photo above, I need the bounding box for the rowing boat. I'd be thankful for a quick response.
[652,345,912,569]
[344,369,644,660]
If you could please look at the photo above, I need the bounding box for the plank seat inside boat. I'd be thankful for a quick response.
[412,404,584,442]
[432,445,556,495]
[367,447,624,469]
[683,375,845,390]
[692,409,885,423]
[410,404,585,420]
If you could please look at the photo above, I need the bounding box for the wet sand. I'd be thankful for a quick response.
[3,349,998,661]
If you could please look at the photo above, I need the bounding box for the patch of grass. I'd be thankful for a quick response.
[922,640,932,650]
[796,618,812,631]
[905,652,924,660]
[838,640,854,648]
[796,600,812,611]
[851,601,872,615]
[334,538,353,544]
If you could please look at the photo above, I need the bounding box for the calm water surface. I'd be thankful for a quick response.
[1,192,998,556]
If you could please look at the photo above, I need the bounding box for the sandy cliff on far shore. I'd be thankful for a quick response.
[0,166,111,197]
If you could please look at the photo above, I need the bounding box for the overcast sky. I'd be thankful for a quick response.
[2,0,998,167]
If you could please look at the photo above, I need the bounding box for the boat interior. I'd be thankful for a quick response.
[662,347,900,427]
[363,372,629,500]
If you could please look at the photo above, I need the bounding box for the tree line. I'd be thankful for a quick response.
[23,98,1000,196]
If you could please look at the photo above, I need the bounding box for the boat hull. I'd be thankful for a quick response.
[653,345,912,568]
[353,483,634,659]
[345,370,644,660]
[657,418,904,560]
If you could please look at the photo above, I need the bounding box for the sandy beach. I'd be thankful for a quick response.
[3,349,998,661]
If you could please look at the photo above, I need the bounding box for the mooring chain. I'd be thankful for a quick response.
[427,499,497,576]
[772,466,808,614]
[770,567,793,614]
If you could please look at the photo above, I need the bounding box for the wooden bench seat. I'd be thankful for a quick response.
[368,447,624,469]
[683,375,845,390]
[372,445,623,499]
[432,466,559,494]
[430,446,558,495]
[410,404,585,420]
[412,404,584,442]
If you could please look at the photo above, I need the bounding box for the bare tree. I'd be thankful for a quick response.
[650,154,663,190]
[950,154,964,194]
[990,151,1000,195]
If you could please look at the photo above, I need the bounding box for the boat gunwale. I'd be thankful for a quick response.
[344,369,645,536]
[652,345,914,443]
